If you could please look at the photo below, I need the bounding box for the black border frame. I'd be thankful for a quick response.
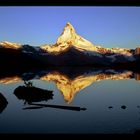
[0,0,140,139]
[0,0,140,6]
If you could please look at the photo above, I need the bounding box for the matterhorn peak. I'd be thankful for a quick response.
[65,22,76,33]
[66,22,74,28]
[41,22,98,53]
[56,22,96,49]
[56,22,77,45]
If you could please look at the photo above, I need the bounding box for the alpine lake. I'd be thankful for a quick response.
[0,67,140,134]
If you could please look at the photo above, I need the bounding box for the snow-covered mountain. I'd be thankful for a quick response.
[41,22,101,53]
[41,22,134,55]
[40,22,136,64]
[0,41,22,49]
[0,22,140,66]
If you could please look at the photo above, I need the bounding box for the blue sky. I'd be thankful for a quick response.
[0,6,140,48]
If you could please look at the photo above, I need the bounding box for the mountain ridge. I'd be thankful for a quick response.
[0,22,140,66]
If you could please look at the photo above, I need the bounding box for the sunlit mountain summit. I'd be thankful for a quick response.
[0,22,140,67]
[41,22,136,58]
[41,22,97,53]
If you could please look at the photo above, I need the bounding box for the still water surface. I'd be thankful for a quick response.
[0,68,140,134]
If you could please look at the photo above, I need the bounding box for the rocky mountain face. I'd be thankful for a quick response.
[0,22,140,67]
[41,22,97,53]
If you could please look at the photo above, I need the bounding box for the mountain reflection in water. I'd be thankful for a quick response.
[0,67,140,104]
[1,67,140,134]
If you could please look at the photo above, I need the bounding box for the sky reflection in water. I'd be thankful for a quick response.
[0,68,140,134]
